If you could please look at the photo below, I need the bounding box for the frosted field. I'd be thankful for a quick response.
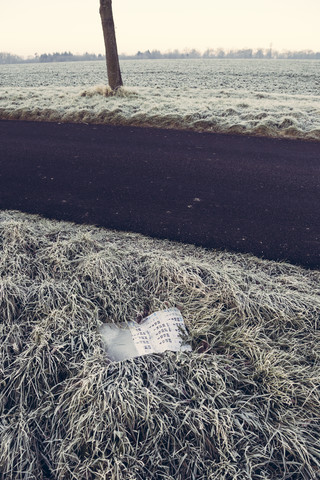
[0,59,319,140]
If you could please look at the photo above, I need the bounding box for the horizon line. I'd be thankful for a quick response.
[2,45,320,59]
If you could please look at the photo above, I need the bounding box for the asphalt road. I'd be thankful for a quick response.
[0,120,319,268]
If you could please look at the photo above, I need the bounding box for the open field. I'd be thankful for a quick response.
[1,60,319,140]
[1,210,320,479]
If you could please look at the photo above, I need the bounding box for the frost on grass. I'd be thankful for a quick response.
[1,59,319,139]
[80,85,137,98]
[0,84,319,140]
[0,210,320,480]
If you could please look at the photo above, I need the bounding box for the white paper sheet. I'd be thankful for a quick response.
[100,308,191,362]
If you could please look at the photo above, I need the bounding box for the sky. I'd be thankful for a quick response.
[1,0,320,57]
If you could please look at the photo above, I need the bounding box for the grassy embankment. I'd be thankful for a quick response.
[0,210,319,479]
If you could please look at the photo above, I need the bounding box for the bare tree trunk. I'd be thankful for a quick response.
[99,0,123,90]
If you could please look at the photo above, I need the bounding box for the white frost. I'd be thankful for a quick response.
[0,59,319,140]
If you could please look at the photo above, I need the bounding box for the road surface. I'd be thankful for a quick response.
[0,120,319,268]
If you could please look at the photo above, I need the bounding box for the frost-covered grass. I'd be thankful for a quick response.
[1,59,320,140]
[1,210,320,479]
[0,83,319,141]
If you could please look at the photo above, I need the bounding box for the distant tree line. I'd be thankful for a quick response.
[1,48,320,65]
[0,52,26,64]
[122,48,320,60]
[0,51,104,64]
[38,52,104,63]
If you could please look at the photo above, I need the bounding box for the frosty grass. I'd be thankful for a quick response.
[0,210,319,479]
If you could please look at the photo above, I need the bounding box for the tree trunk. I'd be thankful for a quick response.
[99,0,123,90]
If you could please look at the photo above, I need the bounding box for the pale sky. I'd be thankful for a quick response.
[1,0,319,57]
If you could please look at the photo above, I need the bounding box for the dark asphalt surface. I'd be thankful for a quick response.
[0,120,319,268]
